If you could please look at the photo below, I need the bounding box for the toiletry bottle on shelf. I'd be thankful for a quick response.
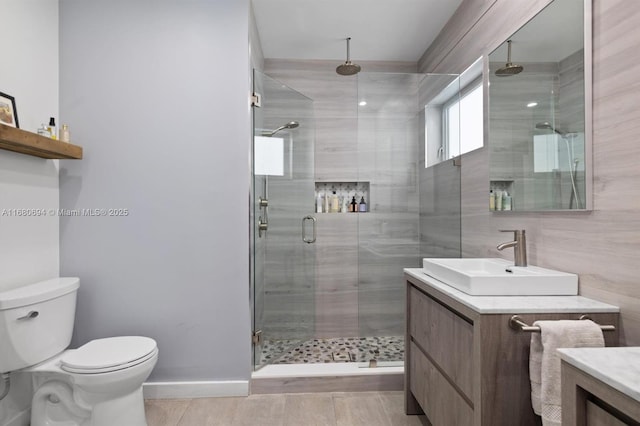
[350,196,358,213]
[495,190,503,211]
[503,192,512,211]
[330,191,339,213]
[37,124,49,137]
[316,193,323,213]
[489,190,495,211]
[60,124,70,143]
[48,117,57,140]
[324,190,329,213]
[359,196,367,212]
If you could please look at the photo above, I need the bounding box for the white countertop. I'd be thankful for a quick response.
[404,268,620,314]
[558,347,640,403]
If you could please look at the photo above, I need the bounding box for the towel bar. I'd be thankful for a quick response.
[509,315,616,332]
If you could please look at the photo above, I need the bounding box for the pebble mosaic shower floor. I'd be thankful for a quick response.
[259,336,404,364]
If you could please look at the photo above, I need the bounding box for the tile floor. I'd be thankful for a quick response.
[260,336,404,364]
[145,391,427,426]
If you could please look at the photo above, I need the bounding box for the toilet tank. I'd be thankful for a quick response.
[0,277,79,373]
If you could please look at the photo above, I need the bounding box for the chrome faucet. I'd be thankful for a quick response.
[497,230,527,267]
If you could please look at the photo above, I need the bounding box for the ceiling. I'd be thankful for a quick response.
[251,0,464,62]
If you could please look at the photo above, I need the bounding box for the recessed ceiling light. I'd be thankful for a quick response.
[527,102,538,108]
[359,100,367,106]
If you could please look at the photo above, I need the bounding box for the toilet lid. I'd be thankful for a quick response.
[61,336,157,373]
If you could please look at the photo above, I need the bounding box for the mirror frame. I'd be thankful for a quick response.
[484,0,593,212]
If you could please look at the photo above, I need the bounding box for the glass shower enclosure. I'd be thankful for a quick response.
[251,70,316,371]
[251,69,462,371]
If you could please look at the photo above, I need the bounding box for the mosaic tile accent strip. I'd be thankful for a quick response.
[260,336,404,364]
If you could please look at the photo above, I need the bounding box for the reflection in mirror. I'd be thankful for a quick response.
[488,0,590,211]
[424,58,482,168]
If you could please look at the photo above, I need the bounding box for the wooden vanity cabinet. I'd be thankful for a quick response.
[562,362,640,425]
[404,273,620,426]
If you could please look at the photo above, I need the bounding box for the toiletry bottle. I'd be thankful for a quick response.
[48,117,57,140]
[495,190,503,211]
[503,192,512,211]
[489,190,495,211]
[37,124,49,137]
[324,191,329,213]
[350,196,358,213]
[316,193,323,213]
[359,196,367,212]
[330,191,339,213]
[60,124,70,142]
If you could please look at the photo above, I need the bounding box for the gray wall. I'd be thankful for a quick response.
[59,0,252,381]
[420,0,640,345]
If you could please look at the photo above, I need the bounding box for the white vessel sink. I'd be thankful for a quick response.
[422,258,578,296]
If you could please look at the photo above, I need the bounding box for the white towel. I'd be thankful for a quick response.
[529,320,604,426]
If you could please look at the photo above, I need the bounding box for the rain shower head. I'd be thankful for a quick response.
[263,121,299,137]
[495,40,523,77]
[336,37,361,76]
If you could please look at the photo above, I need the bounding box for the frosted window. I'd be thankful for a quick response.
[254,136,284,176]
[446,83,483,158]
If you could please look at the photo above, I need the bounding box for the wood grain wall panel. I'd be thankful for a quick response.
[418,0,498,72]
[420,0,640,345]
[420,0,553,74]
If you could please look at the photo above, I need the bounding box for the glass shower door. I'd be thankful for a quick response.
[252,70,316,370]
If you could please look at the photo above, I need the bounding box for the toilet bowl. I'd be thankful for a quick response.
[0,278,158,426]
[29,336,158,426]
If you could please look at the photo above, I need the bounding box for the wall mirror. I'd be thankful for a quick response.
[487,0,591,211]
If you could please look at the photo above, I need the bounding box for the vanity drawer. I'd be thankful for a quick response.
[409,286,474,399]
[410,341,473,426]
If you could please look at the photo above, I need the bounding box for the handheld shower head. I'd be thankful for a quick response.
[263,121,300,137]
[535,122,565,136]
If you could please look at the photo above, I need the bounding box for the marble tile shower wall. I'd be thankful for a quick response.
[263,60,420,339]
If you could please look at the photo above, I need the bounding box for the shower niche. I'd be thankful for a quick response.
[314,181,370,213]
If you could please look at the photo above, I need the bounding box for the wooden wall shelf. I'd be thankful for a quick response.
[0,123,83,159]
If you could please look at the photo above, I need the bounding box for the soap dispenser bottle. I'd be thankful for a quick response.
[359,196,367,212]
[350,196,358,213]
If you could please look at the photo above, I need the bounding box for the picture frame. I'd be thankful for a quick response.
[0,91,19,128]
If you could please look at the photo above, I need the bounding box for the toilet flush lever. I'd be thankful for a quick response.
[17,311,39,321]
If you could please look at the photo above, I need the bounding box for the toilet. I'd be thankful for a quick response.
[0,277,158,426]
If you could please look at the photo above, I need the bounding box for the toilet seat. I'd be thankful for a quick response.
[60,336,157,374]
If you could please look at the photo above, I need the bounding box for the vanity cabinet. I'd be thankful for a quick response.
[404,270,620,426]
[560,347,640,425]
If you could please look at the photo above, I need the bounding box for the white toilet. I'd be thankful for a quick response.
[0,277,158,426]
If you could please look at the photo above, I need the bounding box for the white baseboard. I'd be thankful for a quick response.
[143,380,249,399]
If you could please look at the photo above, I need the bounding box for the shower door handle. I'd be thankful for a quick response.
[302,215,316,244]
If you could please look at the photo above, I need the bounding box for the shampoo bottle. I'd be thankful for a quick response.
[330,191,339,213]
[489,190,495,211]
[495,190,503,211]
[316,193,324,213]
[359,196,367,212]
[350,196,357,213]
[503,192,512,211]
